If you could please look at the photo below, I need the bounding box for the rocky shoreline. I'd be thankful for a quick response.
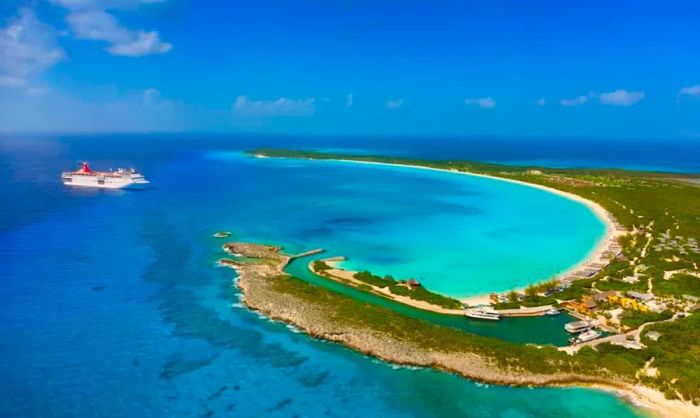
[219,241,698,418]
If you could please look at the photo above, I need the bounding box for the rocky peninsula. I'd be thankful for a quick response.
[219,242,698,418]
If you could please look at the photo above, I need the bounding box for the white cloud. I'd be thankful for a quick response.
[599,89,645,107]
[53,0,171,57]
[143,87,159,101]
[536,98,546,106]
[232,95,316,117]
[66,10,124,41]
[677,84,700,99]
[107,30,170,56]
[0,86,188,133]
[464,96,495,109]
[0,8,65,88]
[51,0,165,9]
[143,87,163,107]
[25,86,50,96]
[560,95,588,107]
[346,93,353,107]
[0,76,26,87]
[386,99,403,109]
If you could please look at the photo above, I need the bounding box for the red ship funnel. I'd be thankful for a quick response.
[80,162,91,173]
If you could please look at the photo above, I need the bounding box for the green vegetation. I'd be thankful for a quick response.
[269,273,636,377]
[492,301,520,310]
[492,280,565,309]
[266,272,700,404]
[353,271,463,309]
[654,274,700,299]
[312,260,331,272]
[519,295,558,307]
[619,310,673,329]
[493,295,558,310]
[526,279,560,295]
[556,278,596,300]
[353,271,395,288]
[595,278,648,293]
[507,290,519,303]
[643,314,700,402]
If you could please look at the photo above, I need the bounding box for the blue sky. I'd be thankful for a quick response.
[1,0,700,137]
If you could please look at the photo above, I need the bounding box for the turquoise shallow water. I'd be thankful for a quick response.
[0,135,642,417]
[209,153,606,297]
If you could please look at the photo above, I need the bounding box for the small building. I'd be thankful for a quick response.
[627,291,654,302]
[567,297,597,313]
[622,340,644,350]
[584,299,598,310]
[406,279,421,288]
[646,300,667,313]
[593,290,618,303]
[646,331,661,341]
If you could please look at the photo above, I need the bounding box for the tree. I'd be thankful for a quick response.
[508,290,519,303]
[525,284,538,297]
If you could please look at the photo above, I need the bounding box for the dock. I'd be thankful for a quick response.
[496,305,555,317]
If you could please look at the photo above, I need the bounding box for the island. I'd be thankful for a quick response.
[217,149,700,418]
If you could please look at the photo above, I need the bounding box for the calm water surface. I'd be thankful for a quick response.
[0,135,648,417]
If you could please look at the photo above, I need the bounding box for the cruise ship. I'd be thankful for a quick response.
[61,162,150,189]
[465,307,501,321]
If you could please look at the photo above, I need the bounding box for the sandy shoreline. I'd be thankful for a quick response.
[590,384,699,418]
[310,260,466,315]
[267,156,626,305]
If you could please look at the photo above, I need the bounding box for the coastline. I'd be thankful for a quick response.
[260,155,626,304]
[309,259,465,315]
[312,259,556,317]
[219,242,698,418]
[590,384,698,418]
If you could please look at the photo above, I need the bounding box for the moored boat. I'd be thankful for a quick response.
[564,320,593,333]
[465,307,501,321]
[569,330,601,345]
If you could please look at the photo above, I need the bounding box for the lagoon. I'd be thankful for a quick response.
[209,152,606,298]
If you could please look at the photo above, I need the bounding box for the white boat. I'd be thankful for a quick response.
[545,308,561,316]
[61,162,149,189]
[465,307,501,321]
[569,330,601,345]
[564,320,592,333]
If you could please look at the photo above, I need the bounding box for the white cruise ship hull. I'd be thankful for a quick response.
[464,309,501,320]
[465,313,500,320]
[61,174,150,189]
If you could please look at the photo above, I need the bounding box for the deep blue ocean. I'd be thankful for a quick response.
[3,133,696,418]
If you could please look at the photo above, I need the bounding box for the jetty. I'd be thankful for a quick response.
[290,248,325,260]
